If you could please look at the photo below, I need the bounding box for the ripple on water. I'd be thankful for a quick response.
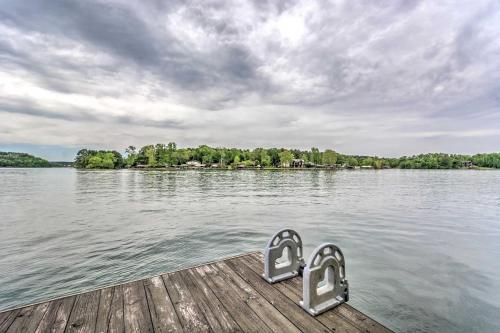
[0,168,499,332]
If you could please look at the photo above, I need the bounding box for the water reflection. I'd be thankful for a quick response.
[0,168,499,332]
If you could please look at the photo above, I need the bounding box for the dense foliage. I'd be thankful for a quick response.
[0,152,51,167]
[74,144,500,169]
[74,149,123,169]
[384,153,500,169]
[121,143,341,168]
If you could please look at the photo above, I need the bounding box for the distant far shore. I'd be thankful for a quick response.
[127,165,495,171]
[72,144,500,170]
[0,152,72,168]
[2,145,499,170]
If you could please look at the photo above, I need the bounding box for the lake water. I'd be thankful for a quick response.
[0,168,499,332]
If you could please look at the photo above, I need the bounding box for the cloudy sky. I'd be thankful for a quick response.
[0,0,499,160]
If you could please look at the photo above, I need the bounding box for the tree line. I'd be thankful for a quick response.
[0,152,51,167]
[72,144,500,169]
[73,149,123,169]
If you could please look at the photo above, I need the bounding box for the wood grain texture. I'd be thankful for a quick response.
[65,290,100,333]
[183,268,242,333]
[6,302,49,333]
[144,276,183,333]
[107,285,125,333]
[123,280,153,333]
[35,296,76,333]
[213,261,301,333]
[0,309,20,333]
[162,272,210,333]
[246,253,393,333]
[242,254,360,333]
[0,252,392,333]
[226,256,332,333]
[95,287,113,333]
[194,264,272,333]
[0,312,10,326]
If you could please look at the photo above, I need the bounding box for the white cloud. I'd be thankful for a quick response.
[0,0,499,159]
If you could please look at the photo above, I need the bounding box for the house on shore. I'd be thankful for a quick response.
[186,160,205,168]
[291,159,305,168]
[463,161,473,168]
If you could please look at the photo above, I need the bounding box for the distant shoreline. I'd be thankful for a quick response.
[127,166,494,171]
[3,148,500,169]
[1,165,496,171]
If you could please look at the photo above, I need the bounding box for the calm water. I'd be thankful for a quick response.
[0,168,499,332]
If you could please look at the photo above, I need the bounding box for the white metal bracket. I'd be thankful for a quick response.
[262,229,304,283]
[300,243,349,316]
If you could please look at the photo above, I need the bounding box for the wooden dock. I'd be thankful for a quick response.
[0,252,392,333]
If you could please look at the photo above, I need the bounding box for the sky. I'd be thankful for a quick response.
[0,0,499,161]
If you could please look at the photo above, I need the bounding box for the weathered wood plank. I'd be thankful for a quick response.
[246,253,393,333]
[194,265,272,333]
[95,285,125,333]
[123,280,153,333]
[95,287,113,333]
[162,272,210,333]
[175,269,224,333]
[292,277,391,333]
[242,254,360,333]
[6,302,50,333]
[225,256,331,333]
[52,297,76,333]
[35,296,76,333]
[178,269,241,333]
[34,300,61,333]
[182,269,242,333]
[263,271,360,333]
[108,285,125,333]
[144,276,183,333]
[65,290,100,333]
[0,252,391,333]
[0,312,10,326]
[212,261,301,333]
[249,252,393,333]
[0,309,20,333]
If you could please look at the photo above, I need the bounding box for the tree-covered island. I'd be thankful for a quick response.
[0,152,52,167]
[72,144,500,170]
[0,152,74,167]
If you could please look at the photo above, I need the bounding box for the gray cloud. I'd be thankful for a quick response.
[0,101,98,122]
[1,1,164,63]
[0,97,184,129]
[0,0,499,159]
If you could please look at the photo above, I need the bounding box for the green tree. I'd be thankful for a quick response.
[347,157,358,167]
[145,146,157,166]
[260,150,271,166]
[267,148,280,167]
[124,146,138,167]
[278,150,294,167]
[0,152,51,167]
[322,149,337,165]
[74,149,91,168]
[311,147,321,165]
[74,150,122,169]
[361,157,373,166]
[72,144,500,170]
